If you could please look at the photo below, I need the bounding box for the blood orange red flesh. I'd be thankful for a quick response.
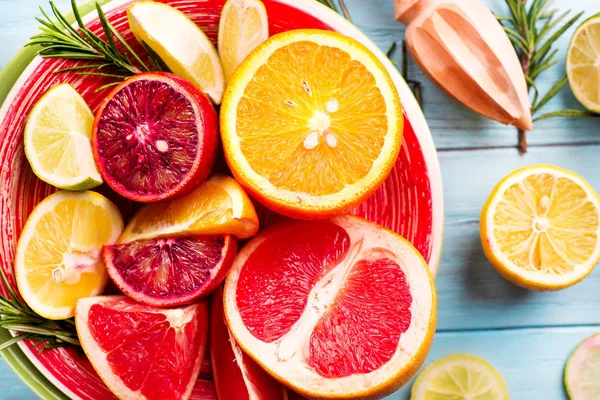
[223,215,437,399]
[75,296,208,400]
[92,72,218,202]
[103,235,237,307]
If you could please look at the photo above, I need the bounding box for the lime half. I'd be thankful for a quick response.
[565,334,600,399]
[24,83,102,190]
[411,354,509,400]
[567,15,600,113]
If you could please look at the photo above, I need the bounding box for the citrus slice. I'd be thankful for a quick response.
[567,15,600,113]
[565,333,600,400]
[76,296,208,400]
[223,215,436,399]
[120,174,259,242]
[24,83,102,190]
[128,2,225,104]
[210,285,290,400]
[218,0,269,81]
[92,72,218,203]
[103,235,237,307]
[480,164,600,291]
[220,30,403,219]
[411,354,509,400]
[15,191,123,320]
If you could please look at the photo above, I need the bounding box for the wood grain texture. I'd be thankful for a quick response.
[1,0,600,399]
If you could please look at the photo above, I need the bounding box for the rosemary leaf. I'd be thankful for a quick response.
[533,76,568,114]
[534,109,599,121]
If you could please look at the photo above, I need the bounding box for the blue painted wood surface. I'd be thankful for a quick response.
[1,0,600,399]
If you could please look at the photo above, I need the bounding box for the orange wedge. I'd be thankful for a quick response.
[120,174,259,242]
[220,29,403,219]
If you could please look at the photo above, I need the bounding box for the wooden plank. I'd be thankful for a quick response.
[345,0,600,149]
[390,326,600,399]
[437,144,600,330]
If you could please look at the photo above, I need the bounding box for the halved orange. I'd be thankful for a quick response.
[220,29,403,219]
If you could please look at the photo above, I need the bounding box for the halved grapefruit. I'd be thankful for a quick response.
[75,296,208,400]
[103,235,237,307]
[223,215,437,399]
[210,285,293,400]
[92,72,218,203]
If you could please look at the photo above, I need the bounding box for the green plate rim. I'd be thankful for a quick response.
[0,1,110,398]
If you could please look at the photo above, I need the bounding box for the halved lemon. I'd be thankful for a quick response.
[15,191,124,320]
[24,83,102,191]
[218,0,269,81]
[220,29,403,219]
[128,1,225,104]
[567,15,600,113]
[411,354,509,400]
[119,174,259,242]
[480,164,600,291]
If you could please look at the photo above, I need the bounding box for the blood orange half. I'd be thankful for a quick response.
[210,285,291,400]
[223,215,437,399]
[103,235,237,307]
[92,72,218,202]
[75,296,208,400]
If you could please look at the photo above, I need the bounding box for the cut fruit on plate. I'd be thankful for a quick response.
[218,0,269,81]
[24,83,102,190]
[480,164,600,291]
[223,215,436,399]
[220,30,403,219]
[76,296,208,400]
[104,235,237,307]
[92,72,217,203]
[565,333,600,400]
[211,285,292,400]
[15,191,123,320]
[567,15,600,113]
[410,354,509,400]
[128,1,225,104]
[119,174,259,242]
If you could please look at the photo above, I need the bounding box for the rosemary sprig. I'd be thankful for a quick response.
[0,267,80,352]
[317,0,352,21]
[26,0,168,90]
[500,0,592,152]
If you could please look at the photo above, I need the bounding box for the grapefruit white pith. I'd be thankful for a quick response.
[223,215,437,399]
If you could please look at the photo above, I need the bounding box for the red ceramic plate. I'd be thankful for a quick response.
[0,0,443,398]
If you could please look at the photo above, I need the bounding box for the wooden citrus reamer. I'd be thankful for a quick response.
[393,0,533,131]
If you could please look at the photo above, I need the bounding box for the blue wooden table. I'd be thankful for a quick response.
[1,0,600,399]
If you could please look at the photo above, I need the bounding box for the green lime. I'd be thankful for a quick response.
[565,334,600,399]
[411,354,509,400]
[24,83,102,190]
[567,15,600,113]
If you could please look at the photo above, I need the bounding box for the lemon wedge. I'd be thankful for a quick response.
[15,191,124,319]
[128,1,225,104]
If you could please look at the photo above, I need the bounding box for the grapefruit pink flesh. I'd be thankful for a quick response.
[235,220,413,377]
[103,235,237,307]
[76,296,208,400]
[92,72,217,202]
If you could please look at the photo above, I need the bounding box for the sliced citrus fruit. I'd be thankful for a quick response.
[76,296,208,400]
[211,285,291,400]
[565,333,600,400]
[15,191,123,320]
[567,15,600,113]
[120,174,259,242]
[223,215,436,399]
[480,164,600,291]
[411,354,509,400]
[24,83,102,190]
[103,235,237,307]
[128,1,225,104]
[92,72,217,203]
[220,30,403,219]
[218,0,269,81]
